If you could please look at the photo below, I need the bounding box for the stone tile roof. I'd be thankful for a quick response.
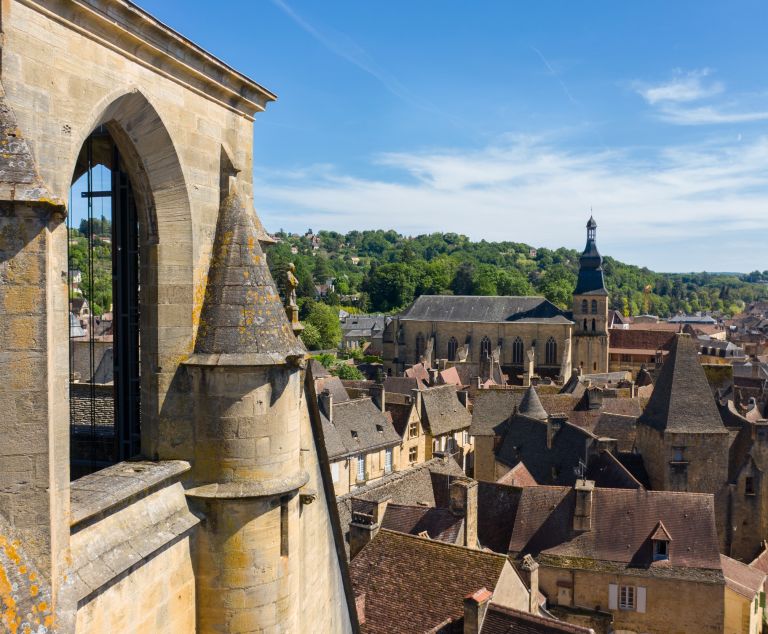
[592,413,637,452]
[615,452,651,489]
[494,417,598,487]
[309,358,331,378]
[480,604,593,634]
[350,529,509,634]
[721,554,766,598]
[609,328,677,353]
[188,191,304,365]
[519,386,548,421]
[398,295,572,324]
[749,543,768,574]
[637,334,728,434]
[477,481,522,553]
[380,503,463,544]
[508,486,723,580]
[320,412,349,461]
[420,384,472,436]
[470,389,519,436]
[331,398,402,458]
[385,401,415,437]
[336,458,465,556]
[585,451,642,490]
[317,375,351,404]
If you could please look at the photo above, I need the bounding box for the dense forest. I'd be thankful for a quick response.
[266,229,768,319]
[68,221,113,316]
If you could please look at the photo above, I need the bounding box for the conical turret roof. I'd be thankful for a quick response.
[518,385,548,421]
[188,191,305,365]
[637,334,726,434]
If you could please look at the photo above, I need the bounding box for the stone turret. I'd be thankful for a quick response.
[184,187,308,632]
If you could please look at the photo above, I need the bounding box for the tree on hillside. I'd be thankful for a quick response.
[304,301,341,349]
[366,262,418,312]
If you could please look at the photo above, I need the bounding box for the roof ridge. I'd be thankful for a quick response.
[377,528,508,560]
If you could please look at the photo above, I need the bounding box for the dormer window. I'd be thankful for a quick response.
[653,540,669,561]
[376,424,383,434]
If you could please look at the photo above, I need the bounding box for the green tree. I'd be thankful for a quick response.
[305,301,341,349]
[300,323,322,350]
[333,363,364,380]
[366,262,417,311]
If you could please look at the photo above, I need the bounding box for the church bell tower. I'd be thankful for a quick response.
[572,217,609,373]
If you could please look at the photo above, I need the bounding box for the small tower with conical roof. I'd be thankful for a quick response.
[572,216,609,374]
[183,185,312,632]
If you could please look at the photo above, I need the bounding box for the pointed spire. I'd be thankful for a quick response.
[574,216,607,296]
[518,385,548,421]
[188,190,305,365]
[637,334,726,433]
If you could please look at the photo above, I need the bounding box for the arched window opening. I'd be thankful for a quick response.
[68,127,141,478]
[512,337,524,364]
[581,299,588,313]
[480,336,492,360]
[591,300,598,314]
[447,337,458,361]
[545,337,557,365]
[592,318,596,332]
[415,332,425,360]
[583,318,587,331]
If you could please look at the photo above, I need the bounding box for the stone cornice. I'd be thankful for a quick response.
[16,0,276,120]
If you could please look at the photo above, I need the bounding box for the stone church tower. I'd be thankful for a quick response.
[571,217,610,373]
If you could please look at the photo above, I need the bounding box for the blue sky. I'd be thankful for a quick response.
[136,0,768,273]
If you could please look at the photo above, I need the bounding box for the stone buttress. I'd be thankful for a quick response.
[183,187,308,632]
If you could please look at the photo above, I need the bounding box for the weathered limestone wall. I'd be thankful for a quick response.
[472,436,496,482]
[75,536,195,633]
[540,565,725,634]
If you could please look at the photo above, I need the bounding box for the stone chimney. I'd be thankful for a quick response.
[370,384,385,412]
[519,554,539,613]
[457,389,469,409]
[585,387,603,410]
[450,477,478,548]
[463,587,492,634]
[546,415,566,449]
[319,388,333,422]
[429,368,439,386]
[349,497,389,558]
[573,479,595,531]
[410,387,422,414]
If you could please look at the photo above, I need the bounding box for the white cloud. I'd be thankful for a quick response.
[254,135,768,272]
[657,105,768,125]
[634,68,723,105]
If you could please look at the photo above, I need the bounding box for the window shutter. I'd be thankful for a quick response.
[761,591,765,608]
[637,586,646,613]
[608,584,618,610]
[331,462,339,483]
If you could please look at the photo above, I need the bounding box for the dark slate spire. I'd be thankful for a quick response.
[188,191,305,365]
[574,216,608,296]
[637,334,727,434]
[518,385,548,421]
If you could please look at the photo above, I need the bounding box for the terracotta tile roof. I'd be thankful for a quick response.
[497,462,538,487]
[384,376,425,395]
[439,366,462,386]
[380,503,463,544]
[637,334,728,434]
[405,363,430,383]
[721,554,766,598]
[420,384,472,436]
[609,327,677,352]
[509,486,723,579]
[350,529,510,634]
[750,543,768,574]
[480,603,593,634]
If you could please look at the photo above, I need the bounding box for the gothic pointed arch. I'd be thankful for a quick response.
[545,337,557,365]
[447,336,458,361]
[512,336,524,364]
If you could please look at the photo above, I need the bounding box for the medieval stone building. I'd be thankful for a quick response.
[0,1,354,631]
[382,217,611,383]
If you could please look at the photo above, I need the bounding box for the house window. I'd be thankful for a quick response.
[591,318,596,332]
[408,421,419,439]
[619,585,635,610]
[463,431,469,445]
[581,299,588,313]
[673,446,686,462]
[653,540,669,561]
[357,455,366,481]
[746,476,756,496]
[583,318,588,331]
[384,448,393,473]
[408,446,418,463]
[591,299,598,314]
[447,337,458,361]
[331,462,340,483]
[480,336,492,360]
[545,337,557,365]
[512,337,524,364]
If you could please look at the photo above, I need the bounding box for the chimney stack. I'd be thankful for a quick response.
[319,388,333,422]
[349,497,390,559]
[573,479,595,531]
[370,384,386,412]
[429,368,439,386]
[450,477,478,548]
[463,587,492,634]
[519,554,540,613]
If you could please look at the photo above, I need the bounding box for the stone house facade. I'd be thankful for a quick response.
[0,1,354,630]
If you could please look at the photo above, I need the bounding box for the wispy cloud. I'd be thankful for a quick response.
[632,68,768,126]
[634,68,723,105]
[255,135,768,271]
[531,47,579,106]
